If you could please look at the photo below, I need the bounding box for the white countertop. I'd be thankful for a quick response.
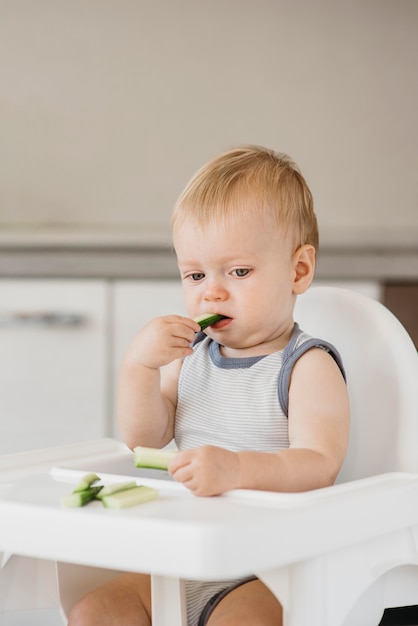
[0,224,417,249]
[0,225,173,248]
[0,226,417,280]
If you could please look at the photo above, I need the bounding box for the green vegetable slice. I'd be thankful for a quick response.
[96,481,137,499]
[61,486,103,508]
[101,485,158,509]
[61,473,160,510]
[194,313,228,331]
[134,446,177,470]
[72,473,101,493]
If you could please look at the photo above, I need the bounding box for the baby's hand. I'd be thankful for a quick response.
[125,315,200,370]
[168,446,241,496]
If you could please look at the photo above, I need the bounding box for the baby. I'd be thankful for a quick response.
[69,145,350,626]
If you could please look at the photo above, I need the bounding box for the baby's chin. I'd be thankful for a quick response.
[218,340,269,358]
[223,331,290,357]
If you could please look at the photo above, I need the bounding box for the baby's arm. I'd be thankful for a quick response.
[237,347,350,492]
[117,315,200,450]
[169,348,350,496]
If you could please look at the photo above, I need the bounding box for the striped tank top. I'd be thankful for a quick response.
[174,323,344,626]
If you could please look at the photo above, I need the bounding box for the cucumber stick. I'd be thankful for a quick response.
[73,472,100,492]
[96,481,137,499]
[134,446,177,470]
[61,474,158,509]
[101,485,158,510]
[194,313,227,331]
[61,486,103,508]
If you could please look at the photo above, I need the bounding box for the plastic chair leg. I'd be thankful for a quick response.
[0,554,59,612]
[151,575,187,626]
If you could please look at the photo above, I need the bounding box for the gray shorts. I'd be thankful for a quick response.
[198,576,257,625]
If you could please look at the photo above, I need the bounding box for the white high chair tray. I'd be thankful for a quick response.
[1,438,418,583]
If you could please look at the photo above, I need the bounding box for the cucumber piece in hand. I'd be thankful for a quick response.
[194,313,228,331]
[134,446,178,470]
[101,485,158,509]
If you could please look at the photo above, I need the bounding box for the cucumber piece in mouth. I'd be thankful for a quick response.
[194,313,228,331]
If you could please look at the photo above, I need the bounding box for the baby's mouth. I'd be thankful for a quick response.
[194,313,229,331]
[209,316,231,330]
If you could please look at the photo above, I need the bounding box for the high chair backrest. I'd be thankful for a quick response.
[294,286,418,483]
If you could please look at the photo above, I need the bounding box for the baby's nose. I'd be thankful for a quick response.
[203,281,228,301]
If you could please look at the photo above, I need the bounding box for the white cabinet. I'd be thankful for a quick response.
[111,280,184,437]
[113,280,185,359]
[0,279,109,453]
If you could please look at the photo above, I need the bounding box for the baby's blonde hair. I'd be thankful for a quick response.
[172,145,318,251]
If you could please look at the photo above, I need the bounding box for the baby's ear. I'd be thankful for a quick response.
[292,244,316,294]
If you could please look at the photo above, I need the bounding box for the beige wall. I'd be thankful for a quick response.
[1,0,417,242]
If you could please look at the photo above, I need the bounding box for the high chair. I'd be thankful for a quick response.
[0,286,418,626]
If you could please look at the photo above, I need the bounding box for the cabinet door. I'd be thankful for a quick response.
[383,283,418,349]
[0,279,108,453]
[112,280,185,436]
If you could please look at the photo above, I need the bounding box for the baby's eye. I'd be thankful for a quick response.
[186,272,205,281]
[232,268,250,278]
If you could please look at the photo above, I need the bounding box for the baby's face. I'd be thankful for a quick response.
[174,214,299,357]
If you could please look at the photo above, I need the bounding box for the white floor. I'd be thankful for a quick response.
[0,610,65,625]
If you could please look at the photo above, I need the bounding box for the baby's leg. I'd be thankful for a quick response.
[205,578,282,626]
[67,572,151,626]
